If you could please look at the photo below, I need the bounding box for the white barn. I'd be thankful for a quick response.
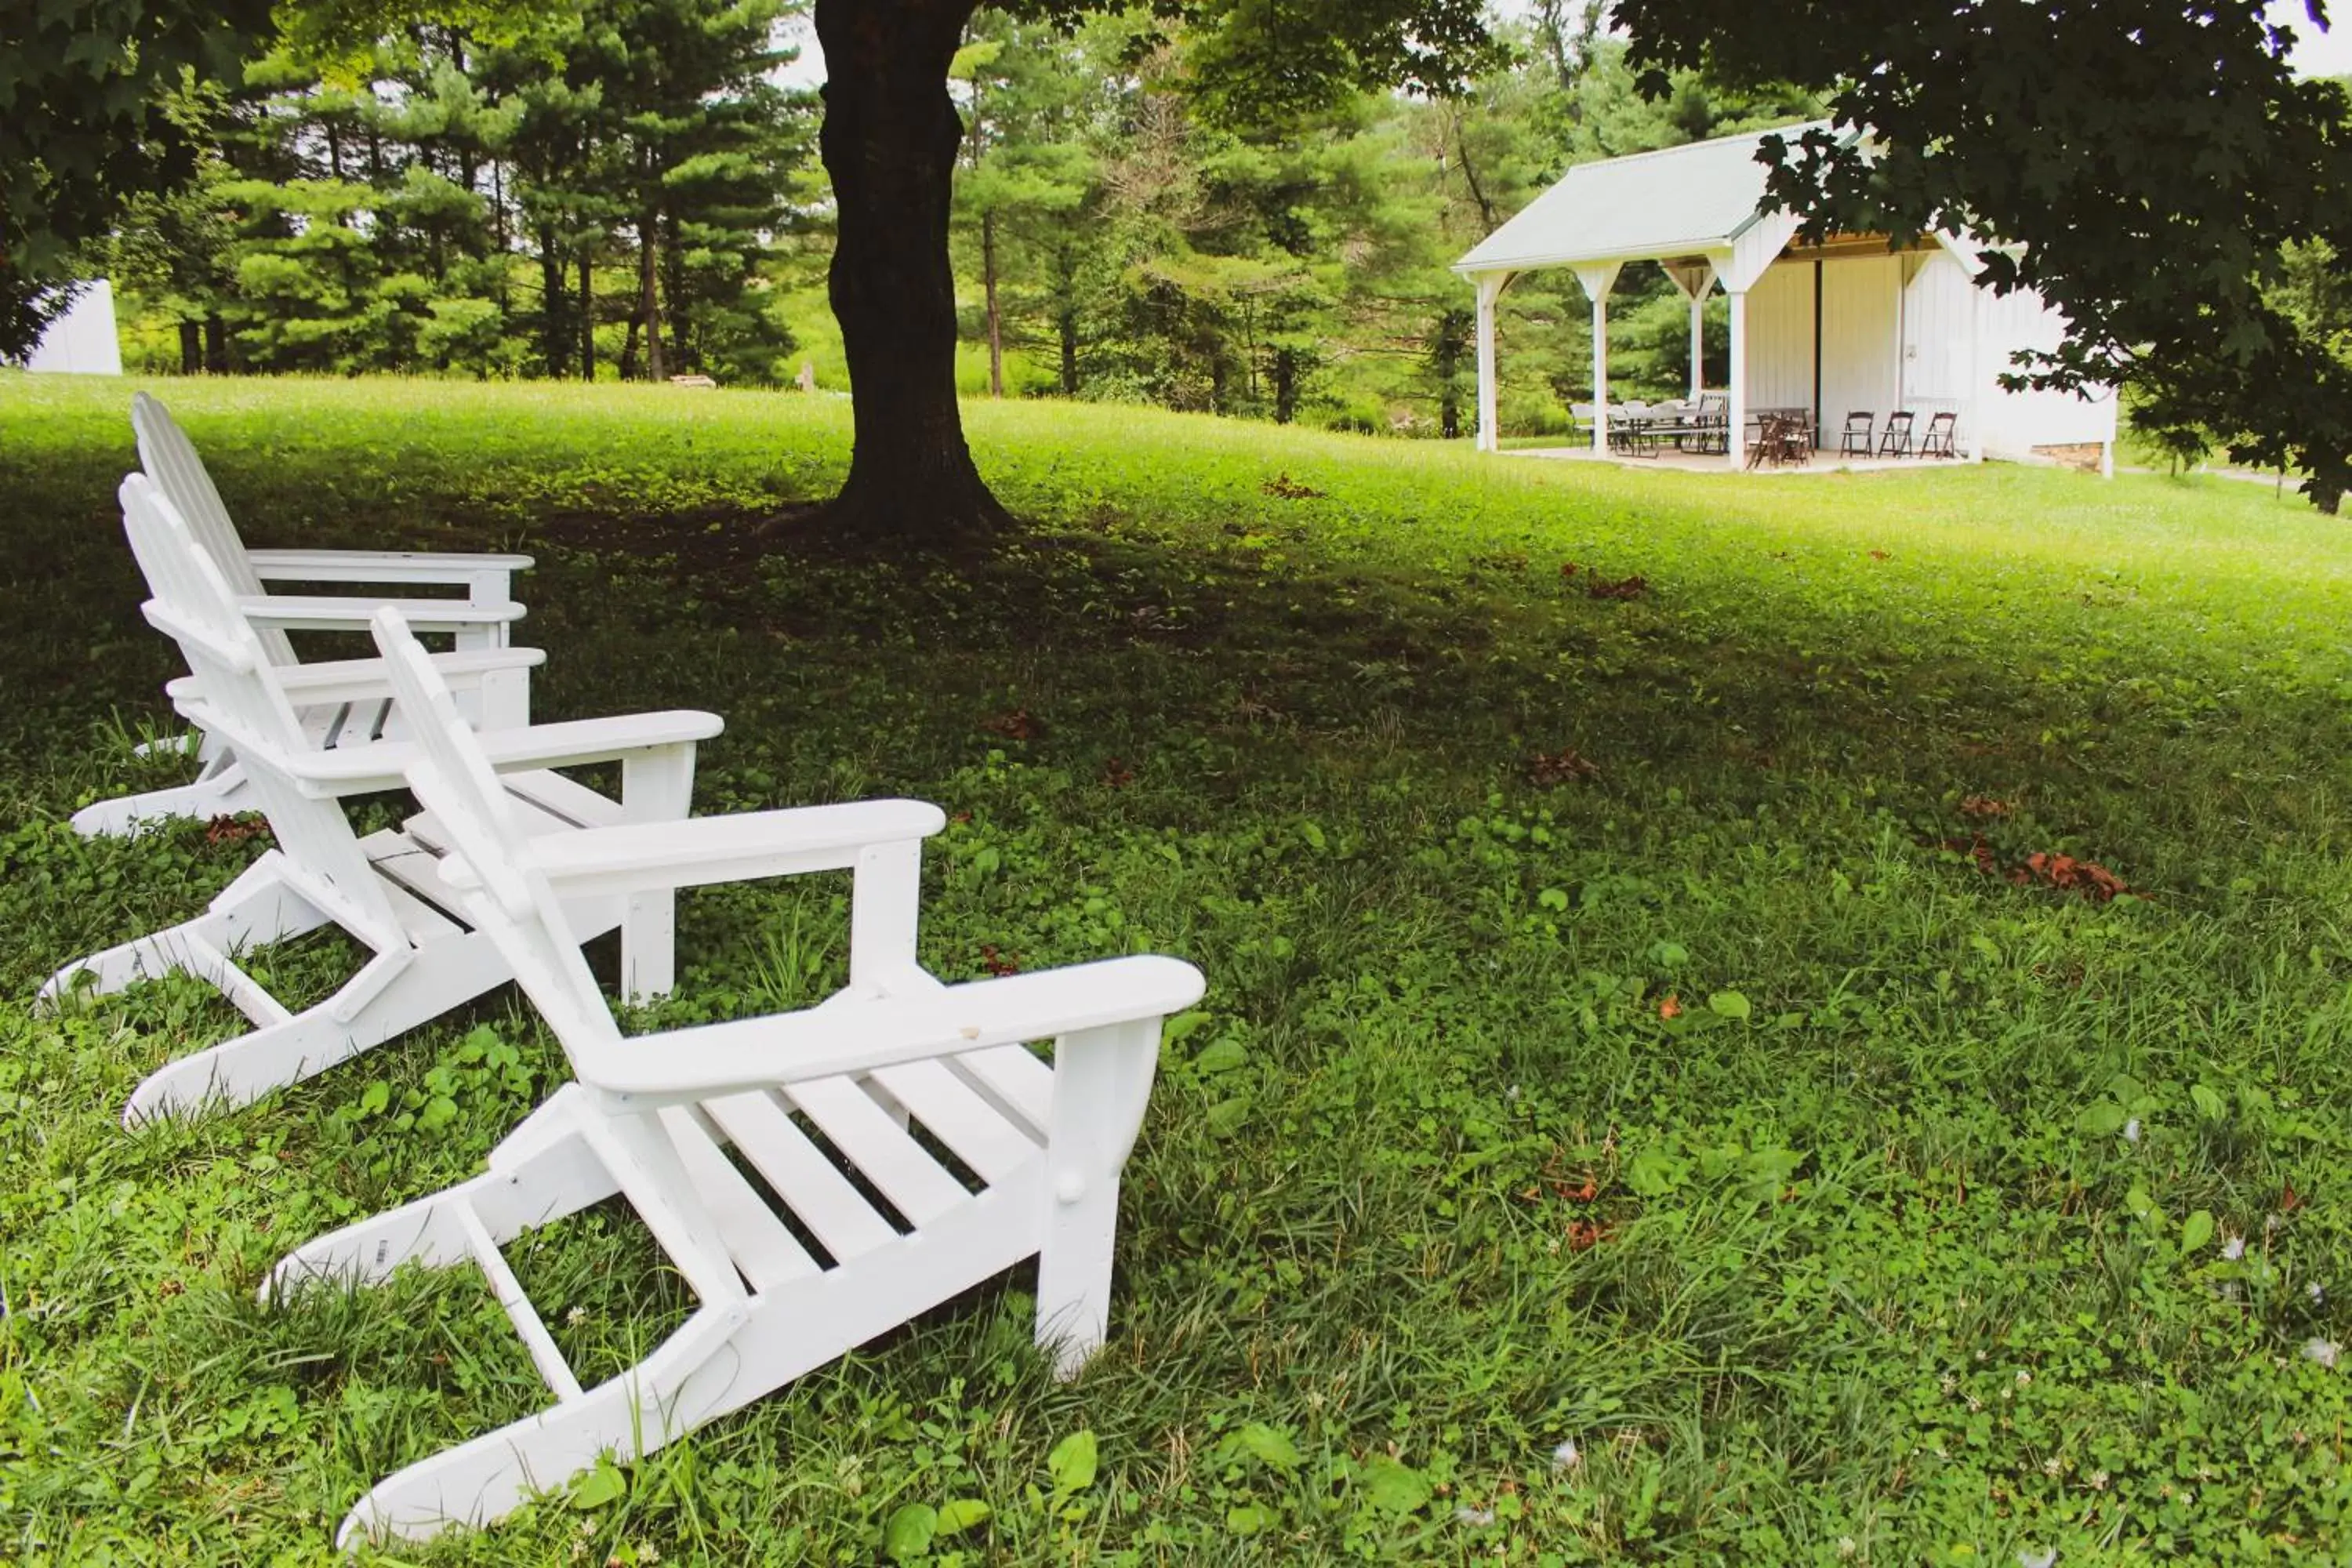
[1453,125,2117,472]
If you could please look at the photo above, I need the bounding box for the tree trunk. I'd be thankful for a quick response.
[620,313,641,382]
[982,209,1004,398]
[1055,244,1079,394]
[579,249,595,382]
[539,227,570,377]
[637,204,666,381]
[813,0,1009,539]
[179,321,201,376]
[203,317,228,375]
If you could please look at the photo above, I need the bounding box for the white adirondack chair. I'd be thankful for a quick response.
[46,475,887,1123]
[74,392,538,836]
[267,607,1206,1546]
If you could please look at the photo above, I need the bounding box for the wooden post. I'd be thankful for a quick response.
[1473,273,1503,452]
[1572,264,1621,456]
[1689,292,1705,401]
[1727,287,1748,471]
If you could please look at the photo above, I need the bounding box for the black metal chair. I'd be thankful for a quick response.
[1919,410,1958,459]
[1838,412,1875,457]
[1878,411,1916,458]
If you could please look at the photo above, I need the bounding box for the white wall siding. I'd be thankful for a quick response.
[1819,254,1901,429]
[1742,260,1813,413]
[1976,284,2118,455]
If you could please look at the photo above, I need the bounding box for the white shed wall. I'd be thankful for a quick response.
[1820,254,1901,428]
[22,282,124,376]
[1741,261,1813,412]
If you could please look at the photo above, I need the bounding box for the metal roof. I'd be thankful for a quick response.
[1453,122,1835,275]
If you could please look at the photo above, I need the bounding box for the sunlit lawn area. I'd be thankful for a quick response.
[6,371,2352,1563]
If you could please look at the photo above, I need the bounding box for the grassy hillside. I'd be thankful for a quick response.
[5,372,2352,1564]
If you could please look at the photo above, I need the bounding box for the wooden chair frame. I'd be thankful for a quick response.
[75,394,537,836]
[45,478,933,1124]
[266,608,1207,1545]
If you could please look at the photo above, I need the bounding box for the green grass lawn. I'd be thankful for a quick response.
[6,370,2352,1564]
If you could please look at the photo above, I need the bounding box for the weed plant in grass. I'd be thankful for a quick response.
[5,372,2352,1563]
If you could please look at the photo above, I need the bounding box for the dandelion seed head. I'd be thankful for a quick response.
[1552,1438,1581,1471]
[2122,1118,2141,1143]
[2304,1338,2340,1369]
[1456,1504,1496,1526]
[2223,1235,2245,1261]
[2310,1281,2326,1303]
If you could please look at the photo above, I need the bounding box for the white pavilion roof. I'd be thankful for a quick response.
[1453,122,1837,275]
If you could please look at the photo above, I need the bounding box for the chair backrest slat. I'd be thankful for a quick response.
[374,610,628,1059]
[132,394,297,666]
[121,475,406,950]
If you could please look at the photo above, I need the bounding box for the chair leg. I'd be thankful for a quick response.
[1036,1018,1161,1377]
[267,1091,615,1295]
[336,1305,747,1547]
[121,924,517,1123]
[617,745,697,1002]
[42,851,325,1011]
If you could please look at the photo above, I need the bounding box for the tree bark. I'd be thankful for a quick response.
[203,316,228,375]
[982,208,1004,397]
[637,171,666,381]
[814,0,1010,539]
[539,226,570,377]
[179,321,201,376]
[579,249,595,381]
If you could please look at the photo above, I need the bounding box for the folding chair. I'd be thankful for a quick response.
[1878,410,1916,458]
[1920,410,1958,458]
[266,608,1207,1544]
[1838,412,1875,457]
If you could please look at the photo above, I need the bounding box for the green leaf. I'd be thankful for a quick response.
[416,1095,459,1132]
[1048,1428,1098,1494]
[1193,1039,1247,1076]
[1357,1455,1432,1514]
[1206,1097,1252,1136]
[1237,1421,1303,1470]
[1226,1502,1272,1535]
[2077,1100,2128,1136]
[2190,1084,2227,1120]
[884,1502,937,1560]
[1706,990,1751,1020]
[568,1456,626,1511]
[1161,1011,1212,1045]
[1301,821,1327,851]
[1625,1144,1690,1197]
[358,1080,390,1116]
[1537,887,1570,913]
[2181,1209,2216,1252]
[935,1498,991,1536]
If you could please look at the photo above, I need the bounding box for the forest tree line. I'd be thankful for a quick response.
[107,0,1820,437]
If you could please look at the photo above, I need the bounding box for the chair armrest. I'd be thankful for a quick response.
[245,548,534,587]
[578,955,1207,1102]
[517,800,948,898]
[281,710,721,794]
[238,593,526,633]
[164,647,545,713]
